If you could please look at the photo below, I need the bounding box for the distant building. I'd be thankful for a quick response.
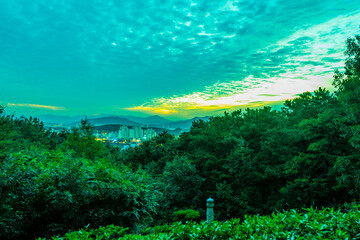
[108,131,117,140]
[134,126,143,139]
[119,126,129,139]
[129,128,135,139]
[145,128,157,140]
[118,125,156,141]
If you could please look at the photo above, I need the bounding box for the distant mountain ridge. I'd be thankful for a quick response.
[168,116,210,129]
[33,114,86,125]
[35,114,210,130]
[121,115,173,127]
[87,117,138,126]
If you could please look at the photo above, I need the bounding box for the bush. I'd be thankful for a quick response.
[153,224,171,235]
[173,209,200,222]
[37,224,128,240]
[0,148,160,240]
[47,206,360,239]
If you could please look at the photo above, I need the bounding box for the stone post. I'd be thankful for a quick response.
[206,197,214,223]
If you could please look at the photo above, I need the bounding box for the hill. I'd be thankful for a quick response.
[169,116,210,129]
[35,114,210,131]
[124,115,173,127]
[87,117,139,126]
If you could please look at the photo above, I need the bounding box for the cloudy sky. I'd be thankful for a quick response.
[1,0,359,119]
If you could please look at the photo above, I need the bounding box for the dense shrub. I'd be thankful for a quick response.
[37,224,129,240]
[47,206,360,239]
[173,209,200,222]
[0,148,160,240]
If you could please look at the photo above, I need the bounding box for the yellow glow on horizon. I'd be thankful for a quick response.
[126,106,178,115]
[124,72,331,118]
[7,103,66,111]
[125,99,289,118]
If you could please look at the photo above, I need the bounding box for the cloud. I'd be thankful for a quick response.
[7,103,66,111]
[1,0,360,118]
[125,73,324,117]
[125,11,360,117]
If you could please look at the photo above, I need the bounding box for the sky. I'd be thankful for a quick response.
[1,0,360,120]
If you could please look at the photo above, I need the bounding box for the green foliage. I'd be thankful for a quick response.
[120,131,177,174]
[344,34,360,77]
[282,87,338,126]
[157,156,203,221]
[333,34,360,149]
[152,224,171,235]
[173,209,200,222]
[0,148,159,239]
[48,206,360,239]
[0,110,65,160]
[62,118,112,160]
[37,225,128,240]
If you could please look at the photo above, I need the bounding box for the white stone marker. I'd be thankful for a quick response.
[206,197,214,223]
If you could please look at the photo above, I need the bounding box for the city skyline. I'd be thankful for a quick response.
[1,0,360,120]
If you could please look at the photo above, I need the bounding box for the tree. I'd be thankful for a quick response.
[157,156,204,222]
[333,34,360,149]
[0,107,65,159]
[63,118,110,160]
[344,34,360,77]
[120,131,176,175]
[0,148,160,239]
[282,88,338,126]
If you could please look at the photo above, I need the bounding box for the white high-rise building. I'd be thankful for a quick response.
[134,126,143,139]
[129,128,135,139]
[119,126,129,139]
[145,128,157,140]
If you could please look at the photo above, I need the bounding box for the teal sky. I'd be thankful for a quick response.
[1,0,360,119]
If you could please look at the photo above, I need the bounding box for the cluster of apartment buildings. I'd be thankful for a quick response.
[95,125,157,142]
[118,125,157,140]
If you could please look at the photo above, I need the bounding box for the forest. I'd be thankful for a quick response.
[1,34,360,239]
